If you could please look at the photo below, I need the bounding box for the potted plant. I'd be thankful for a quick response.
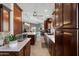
[7,34,17,48]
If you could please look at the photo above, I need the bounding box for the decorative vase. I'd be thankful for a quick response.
[9,40,18,48]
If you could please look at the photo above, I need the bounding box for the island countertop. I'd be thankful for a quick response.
[0,38,31,52]
[22,32,36,35]
[44,33,55,43]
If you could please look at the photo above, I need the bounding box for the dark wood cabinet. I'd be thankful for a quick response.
[14,4,22,35]
[55,29,64,56]
[54,3,77,56]
[62,4,77,56]
[63,4,72,28]
[44,18,52,32]
[55,4,60,27]
[55,4,64,56]
[0,4,10,32]
[63,4,77,29]
[78,4,79,56]
[14,40,30,56]
[63,29,77,56]
[28,35,35,45]
[78,30,79,56]
[55,3,77,29]
[48,39,55,56]
[44,34,55,56]
[24,41,30,56]
[55,4,63,28]
[23,40,30,56]
[44,34,47,46]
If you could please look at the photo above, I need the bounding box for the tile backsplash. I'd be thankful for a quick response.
[0,32,10,38]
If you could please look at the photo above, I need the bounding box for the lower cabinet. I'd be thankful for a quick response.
[24,41,31,56]
[55,30,64,56]
[0,40,31,56]
[28,35,35,45]
[15,40,31,56]
[44,34,48,47]
[44,34,56,56]
[48,39,56,56]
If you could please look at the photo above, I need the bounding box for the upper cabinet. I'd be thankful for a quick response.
[54,3,77,29]
[14,4,22,35]
[63,3,77,29]
[0,4,11,32]
[55,4,63,28]
[44,18,52,32]
[63,4,72,28]
[54,3,77,56]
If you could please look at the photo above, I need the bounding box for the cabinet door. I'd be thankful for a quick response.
[51,41,56,56]
[48,39,51,55]
[59,4,63,28]
[55,4,60,27]
[55,3,63,28]
[63,29,77,56]
[24,41,30,56]
[71,29,77,56]
[78,4,79,56]
[28,35,35,45]
[63,4,77,29]
[63,4,72,28]
[2,8,10,32]
[55,29,64,56]
[77,29,79,56]
[26,41,30,56]
[72,4,77,29]
[0,7,1,31]
[0,5,10,32]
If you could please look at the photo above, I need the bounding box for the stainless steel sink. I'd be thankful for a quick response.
[16,34,27,42]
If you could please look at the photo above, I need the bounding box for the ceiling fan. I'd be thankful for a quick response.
[33,11,43,17]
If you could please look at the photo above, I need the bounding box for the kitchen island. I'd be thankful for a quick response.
[26,32,36,45]
[0,38,31,56]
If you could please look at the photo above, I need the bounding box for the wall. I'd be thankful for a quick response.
[10,4,14,34]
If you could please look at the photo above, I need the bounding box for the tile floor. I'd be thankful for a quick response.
[30,36,50,56]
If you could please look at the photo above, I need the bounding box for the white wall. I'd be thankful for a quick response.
[10,4,14,34]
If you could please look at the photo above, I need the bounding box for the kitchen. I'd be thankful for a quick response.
[0,3,79,56]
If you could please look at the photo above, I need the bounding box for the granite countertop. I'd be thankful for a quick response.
[44,33,55,43]
[22,32,36,35]
[0,38,31,52]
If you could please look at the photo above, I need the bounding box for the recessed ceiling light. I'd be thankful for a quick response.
[46,15,49,17]
[44,10,48,12]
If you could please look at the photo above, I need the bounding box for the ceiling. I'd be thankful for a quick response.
[18,3,55,24]
[3,3,55,24]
